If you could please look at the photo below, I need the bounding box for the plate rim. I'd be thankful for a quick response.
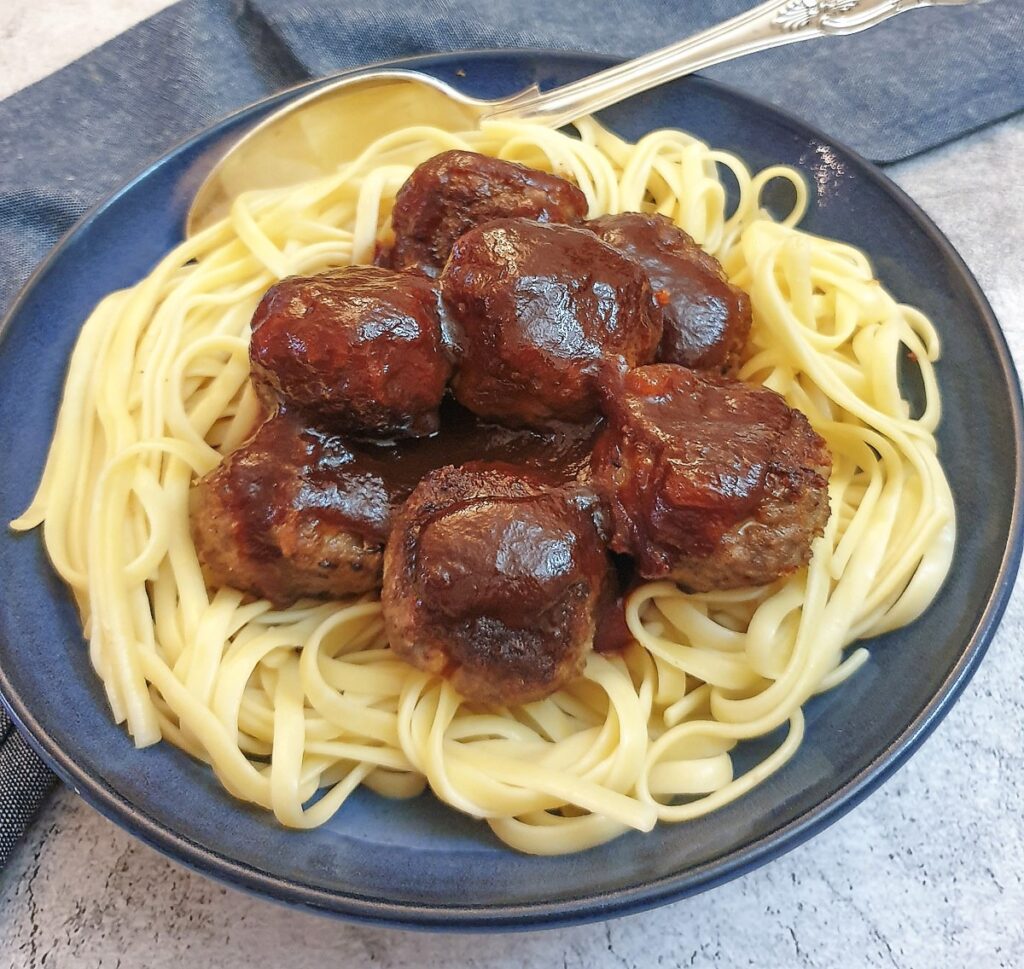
[1,48,1021,930]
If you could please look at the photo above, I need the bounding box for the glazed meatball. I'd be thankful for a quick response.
[588,213,751,373]
[382,466,614,705]
[379,150,589,276]
[591,365,831,590]
[191,414,395,608]
[249,266,451,438]
[440,219,663,427]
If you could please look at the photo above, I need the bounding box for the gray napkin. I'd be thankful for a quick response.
[251,0,1024,163]
[0,709,56,870]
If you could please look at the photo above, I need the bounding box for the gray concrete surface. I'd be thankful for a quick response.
[1,4,1023,967]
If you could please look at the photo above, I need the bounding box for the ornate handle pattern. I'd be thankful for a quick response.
[485,0,978,128]
[775,0,977,33]
[774,0,863,31]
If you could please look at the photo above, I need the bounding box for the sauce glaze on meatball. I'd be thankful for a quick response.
[378,150,589,276]
[591,365,831,590]
[382,465,614,705]
[191,414,394,608]
[249,266,451,438]
[587,213,751,374]
[440,218,663,428]
[190,402,601,609]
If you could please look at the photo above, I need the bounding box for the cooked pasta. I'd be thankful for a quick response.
[11,116,955,854]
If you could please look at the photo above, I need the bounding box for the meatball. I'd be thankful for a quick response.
[379,150,589,276]
[591,365,831,590]
[191,414,395,608]
[249,266,451,438]
[440,218,663,427]
[382,465,613,705]
[588,213,751,373]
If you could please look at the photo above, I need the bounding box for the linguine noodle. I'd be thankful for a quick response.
[11,117,955,854]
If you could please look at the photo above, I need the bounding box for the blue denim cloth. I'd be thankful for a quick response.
[254,0,1024,165]
[0,710,55,870]
[0,0,1021,868]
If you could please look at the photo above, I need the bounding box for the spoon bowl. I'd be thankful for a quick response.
[187,71,540,233]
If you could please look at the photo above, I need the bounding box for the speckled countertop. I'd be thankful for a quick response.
[1,3,1022,967]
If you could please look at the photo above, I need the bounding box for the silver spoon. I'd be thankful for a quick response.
[186,0,975,235]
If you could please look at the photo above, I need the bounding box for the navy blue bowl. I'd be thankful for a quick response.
[0,51,1020,929]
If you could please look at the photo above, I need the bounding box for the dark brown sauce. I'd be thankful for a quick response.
[379,150,589,276]
[592,553,639,654]
[284,396,600,545]
[593,365,796,577]
[587,213,750,373]
[440,218,661,427]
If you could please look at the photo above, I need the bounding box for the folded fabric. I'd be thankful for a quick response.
[251,0,1024,164]
[0,709,57,870]
[2,0,1022,316]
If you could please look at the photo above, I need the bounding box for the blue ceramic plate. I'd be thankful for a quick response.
[0,51,1020,929]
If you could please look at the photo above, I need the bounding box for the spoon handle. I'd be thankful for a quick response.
[484,0,975,128]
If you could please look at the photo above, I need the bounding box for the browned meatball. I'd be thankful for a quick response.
[191,402,601,608]
[382,466,613,705]
[587,213,751,373]
[591,365,831,590]
[440,219,663,428]
[249,266,451,438]
[191,414,394,608]
[379,150,589,276]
